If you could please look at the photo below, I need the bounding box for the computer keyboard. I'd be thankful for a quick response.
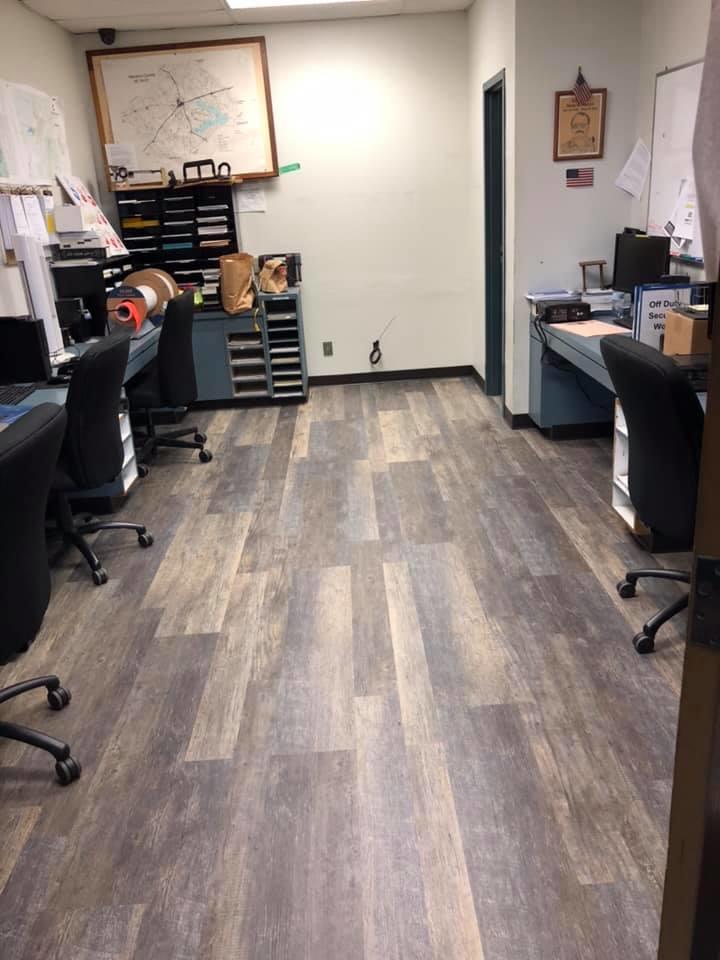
[0,383,36,405]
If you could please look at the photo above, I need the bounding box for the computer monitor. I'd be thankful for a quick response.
[0,316,51,384]
[612,233,670,294]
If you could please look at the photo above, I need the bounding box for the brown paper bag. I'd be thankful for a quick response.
[220,253,255,314]
[258,257,288,294]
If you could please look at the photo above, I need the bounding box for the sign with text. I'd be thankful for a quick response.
[633,283,694,349]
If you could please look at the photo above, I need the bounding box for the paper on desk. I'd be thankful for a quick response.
[234,183,266,213]
[615,139,651,199]
[547,320,631,337]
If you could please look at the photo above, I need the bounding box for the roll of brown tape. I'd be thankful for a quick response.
[124,268,179,315]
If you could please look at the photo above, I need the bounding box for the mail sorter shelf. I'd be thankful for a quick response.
[192,290,307,403]
[116,183,238,309]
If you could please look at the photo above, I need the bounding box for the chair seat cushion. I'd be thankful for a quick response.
[127,360,163,410]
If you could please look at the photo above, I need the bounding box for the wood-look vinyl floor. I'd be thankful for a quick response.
[0,378,687,960]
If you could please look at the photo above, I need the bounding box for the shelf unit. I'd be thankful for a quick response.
[116,183,238,310]
[227,329,270,399]
[261,291,308,399]
[192,288,307,403]
[611,401,650,536]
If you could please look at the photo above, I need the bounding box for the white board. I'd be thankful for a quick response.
[647,61,704,266]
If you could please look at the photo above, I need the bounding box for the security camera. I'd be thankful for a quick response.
[98,28,116,46]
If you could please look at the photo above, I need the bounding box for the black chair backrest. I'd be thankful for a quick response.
[62,331,129,490]
[0,403,66,658]
[157,291,197,407]
[600,335,704,543]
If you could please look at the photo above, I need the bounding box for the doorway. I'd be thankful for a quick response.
[483,69,506,398]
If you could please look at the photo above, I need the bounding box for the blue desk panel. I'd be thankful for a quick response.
[528,318,630,431]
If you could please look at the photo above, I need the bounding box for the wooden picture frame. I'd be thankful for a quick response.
[87,37,279,190]
[553,88,606,162]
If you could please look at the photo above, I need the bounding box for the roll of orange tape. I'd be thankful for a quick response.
[115,299,143,332]
[107,285,147,329]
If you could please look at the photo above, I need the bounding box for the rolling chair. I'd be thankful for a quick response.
[0,403,81,785]
[127,291,212,471]
[600,336,704,654]
[51,332,154,586]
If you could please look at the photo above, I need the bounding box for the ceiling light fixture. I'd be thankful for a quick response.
[226,0,372,7]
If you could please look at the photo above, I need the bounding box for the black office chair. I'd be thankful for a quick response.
[51,332,154,586]
[0,403,81,785]
[127,291,212,470]
[600,336,704,654]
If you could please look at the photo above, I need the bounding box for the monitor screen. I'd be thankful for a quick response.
[0,316,51,384]
[612,233,670,294]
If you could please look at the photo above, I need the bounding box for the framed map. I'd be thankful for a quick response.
[87,38,278,190]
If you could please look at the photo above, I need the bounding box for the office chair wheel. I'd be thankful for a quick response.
[47,686,71,711]
[55,756,81,786]
[633,631,655,655]
[199,449,213,463]
[617,579,637,599]
[137,463,149,478]
[194,432,207,444]
[138,532,154,548]
[92,567,108,586]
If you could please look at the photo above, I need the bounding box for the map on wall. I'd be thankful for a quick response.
[87,39,278,189]
[0,80,71,185]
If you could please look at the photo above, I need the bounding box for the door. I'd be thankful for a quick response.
[657,301,720,958]
[483,70,505,398]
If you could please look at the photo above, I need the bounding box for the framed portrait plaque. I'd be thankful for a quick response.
[553,89,606,162]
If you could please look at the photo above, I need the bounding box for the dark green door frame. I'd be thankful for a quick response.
[483,69,506,398]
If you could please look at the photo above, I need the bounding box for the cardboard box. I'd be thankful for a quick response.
[663,308,710,357]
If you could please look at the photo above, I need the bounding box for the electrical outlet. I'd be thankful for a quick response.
[323,341,334,357]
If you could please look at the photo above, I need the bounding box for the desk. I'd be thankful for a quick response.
[529,317,629,434]
[58,326,161,383]
[529,315,707,546]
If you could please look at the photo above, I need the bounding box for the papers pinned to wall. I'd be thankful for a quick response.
[234,183,267,214]
[666,177,697,244]
[0,79,71,185]
[615,139,651,199]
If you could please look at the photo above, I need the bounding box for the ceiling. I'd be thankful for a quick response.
[22,0,469,32]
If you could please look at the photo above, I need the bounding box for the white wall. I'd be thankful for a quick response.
[0,0,97,314]
[467,0,516,395]
[509,0,641,414]
[75,15,472,377]
[630,0,712,228]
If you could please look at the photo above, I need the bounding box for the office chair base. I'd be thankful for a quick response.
[633,632,656,655]
[54,492,154,585]
[618,569,691,598]
[55,756,82,786]
[0,676,81,785]
[134,416,212,467]
[0,675,69,707]
[618,570,691,654]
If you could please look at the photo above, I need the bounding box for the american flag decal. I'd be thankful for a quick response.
[566,167,594,188]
